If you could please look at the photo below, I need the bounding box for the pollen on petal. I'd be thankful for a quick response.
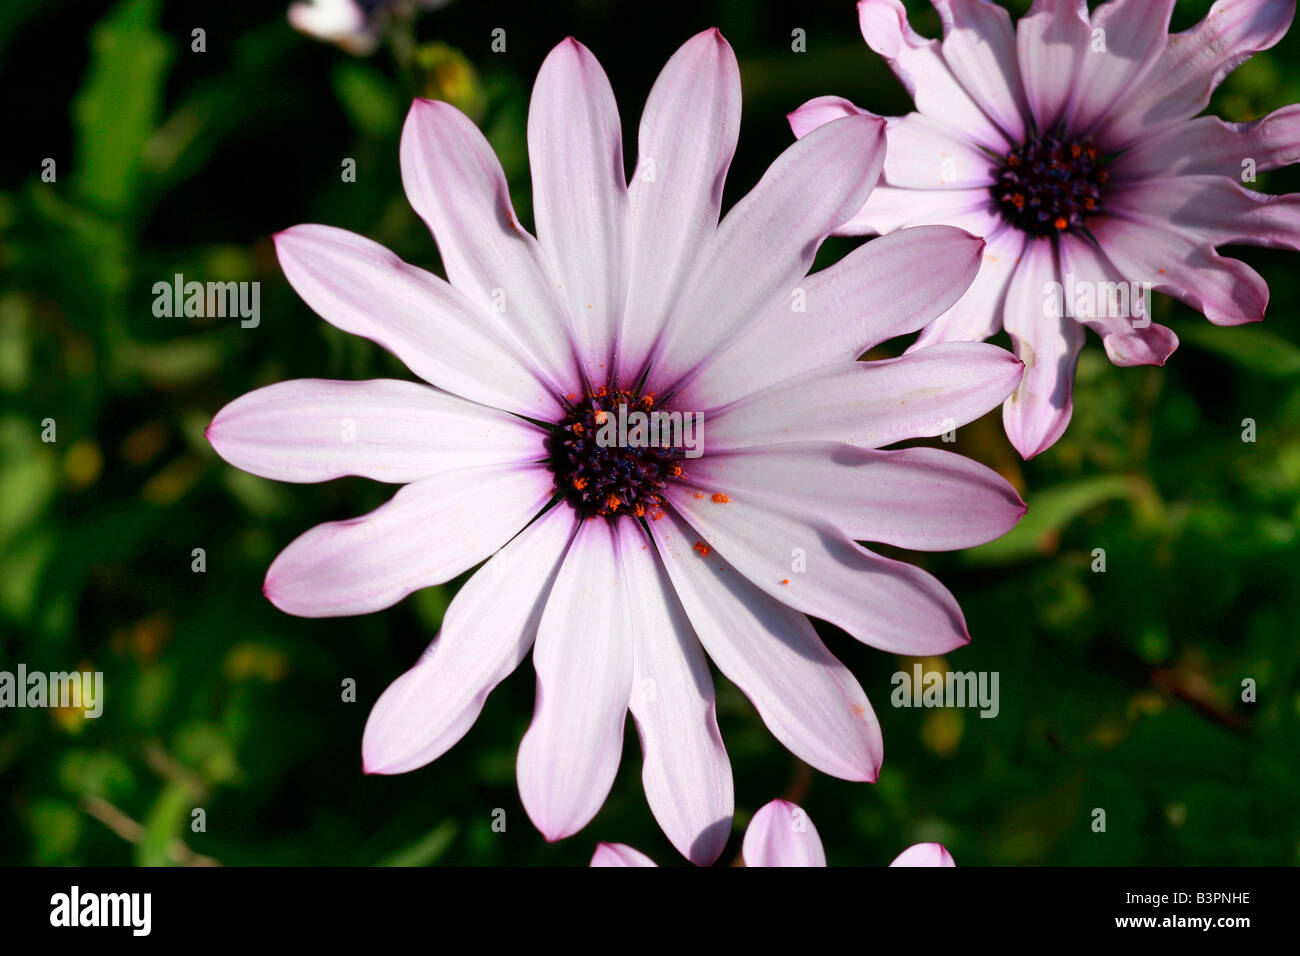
[693,541,711,556]
[711,493,730,503]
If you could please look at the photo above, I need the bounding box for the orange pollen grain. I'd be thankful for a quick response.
[693,541,711,556]
[1054,217,1068,230]
[781,578,790,585]
[711,493,730,503]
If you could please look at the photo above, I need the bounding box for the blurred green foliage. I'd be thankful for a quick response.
[2,0,1298,866]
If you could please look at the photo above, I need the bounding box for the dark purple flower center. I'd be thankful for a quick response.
[993,135,1108,237]
[547,386,682,520]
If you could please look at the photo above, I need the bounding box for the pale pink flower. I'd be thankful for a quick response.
[207,30,1025,864]
[792,0,1300,458]
[288,0,451,55]
[592,798,956,867]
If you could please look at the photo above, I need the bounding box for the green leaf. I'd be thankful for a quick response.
[964,475,1136,565]
[332,61,403,139]
[378,819,458,867]
[71,0,173,218]
[1177,322,1300,377]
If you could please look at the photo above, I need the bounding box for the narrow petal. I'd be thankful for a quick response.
[274,225,562,418]
[1092,214,1269,326]
[665,485,971,656]
[1097,0,1296,149]
[890,843,956,867]
[263,462,553,617]
[1108,175,1300,250]
[932,0,1030,141]
[517,519,634,841]
[400,99,581,391]
[620,526,733,866]
[910,225,1027,350]
[361,506,577,774]
[529,39,629,381]
[1057,232,1179,368]
[703,344,1024,452]
[686,443,1025,551]
[1002,238,1085,460]
[1065,0,1176,135]
[646,114,887,393]
[591,843,658,867]
[620,29,741,383]
[857,0,1009,150]
[675,226,986,413]
[742,800,826,867]
[1017,0,1092,133]
[207,378,545,484]
[1112,106,1300,180]
[648,510,882,782]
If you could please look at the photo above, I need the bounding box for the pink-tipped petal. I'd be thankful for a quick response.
[931,0,1029,141]
[665,486,970,656]
[1098,0,1297,149]
[361,506,577,775]
[1091,214,1269,326]
[890,842,956,867]
[648,114,887,393]
[207,378,545,484]
[910,225,1028,350]
[1002,238,1084,459]
[1112,105,1300,180]
[1016,0,1092,133]
[620,29,741,383]
[1064,0,1176,135]
[529,38,629,381]
[517,520,634,842]
[1108,175,1300,251]
[676,226,987,412]
[263,462,552,618]
[704,343,1024,452]
[620,528,733,866]
[649,510,882,782]
[273,225,562,418]
[686,443,1025,551]
[742,800,827,867]
[857,0,1009,150]
[590,843,658,867]
[1056,232,1179,368]
[400,99,582,391]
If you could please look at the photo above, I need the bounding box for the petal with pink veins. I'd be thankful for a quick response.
[1056,232,1179,368]
[675,226,986,413]
[263,462,553,617]
[207,378,546,484]
[685,443,1025,551]
[400,99,582,392]
[1097,0,1296,149]
[649,509,882,782]
[528,39,629,382]
[1064,0,1176,135]
[1092,214,1269,326]
[361,506,577,775]
[1002,237,1085,460]
[620,29,741,384]
[517,519,634,842]
[620,526,733,866]
[1112,106,1300,180]
[742,800,826,867]
[857,0,1010,150]
[647,114,886,393]
[273,225,563,418]
[1016,0,1092,133]
[932,0,1030,142]
[665,486,971,656]
[702,343,1024,452]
